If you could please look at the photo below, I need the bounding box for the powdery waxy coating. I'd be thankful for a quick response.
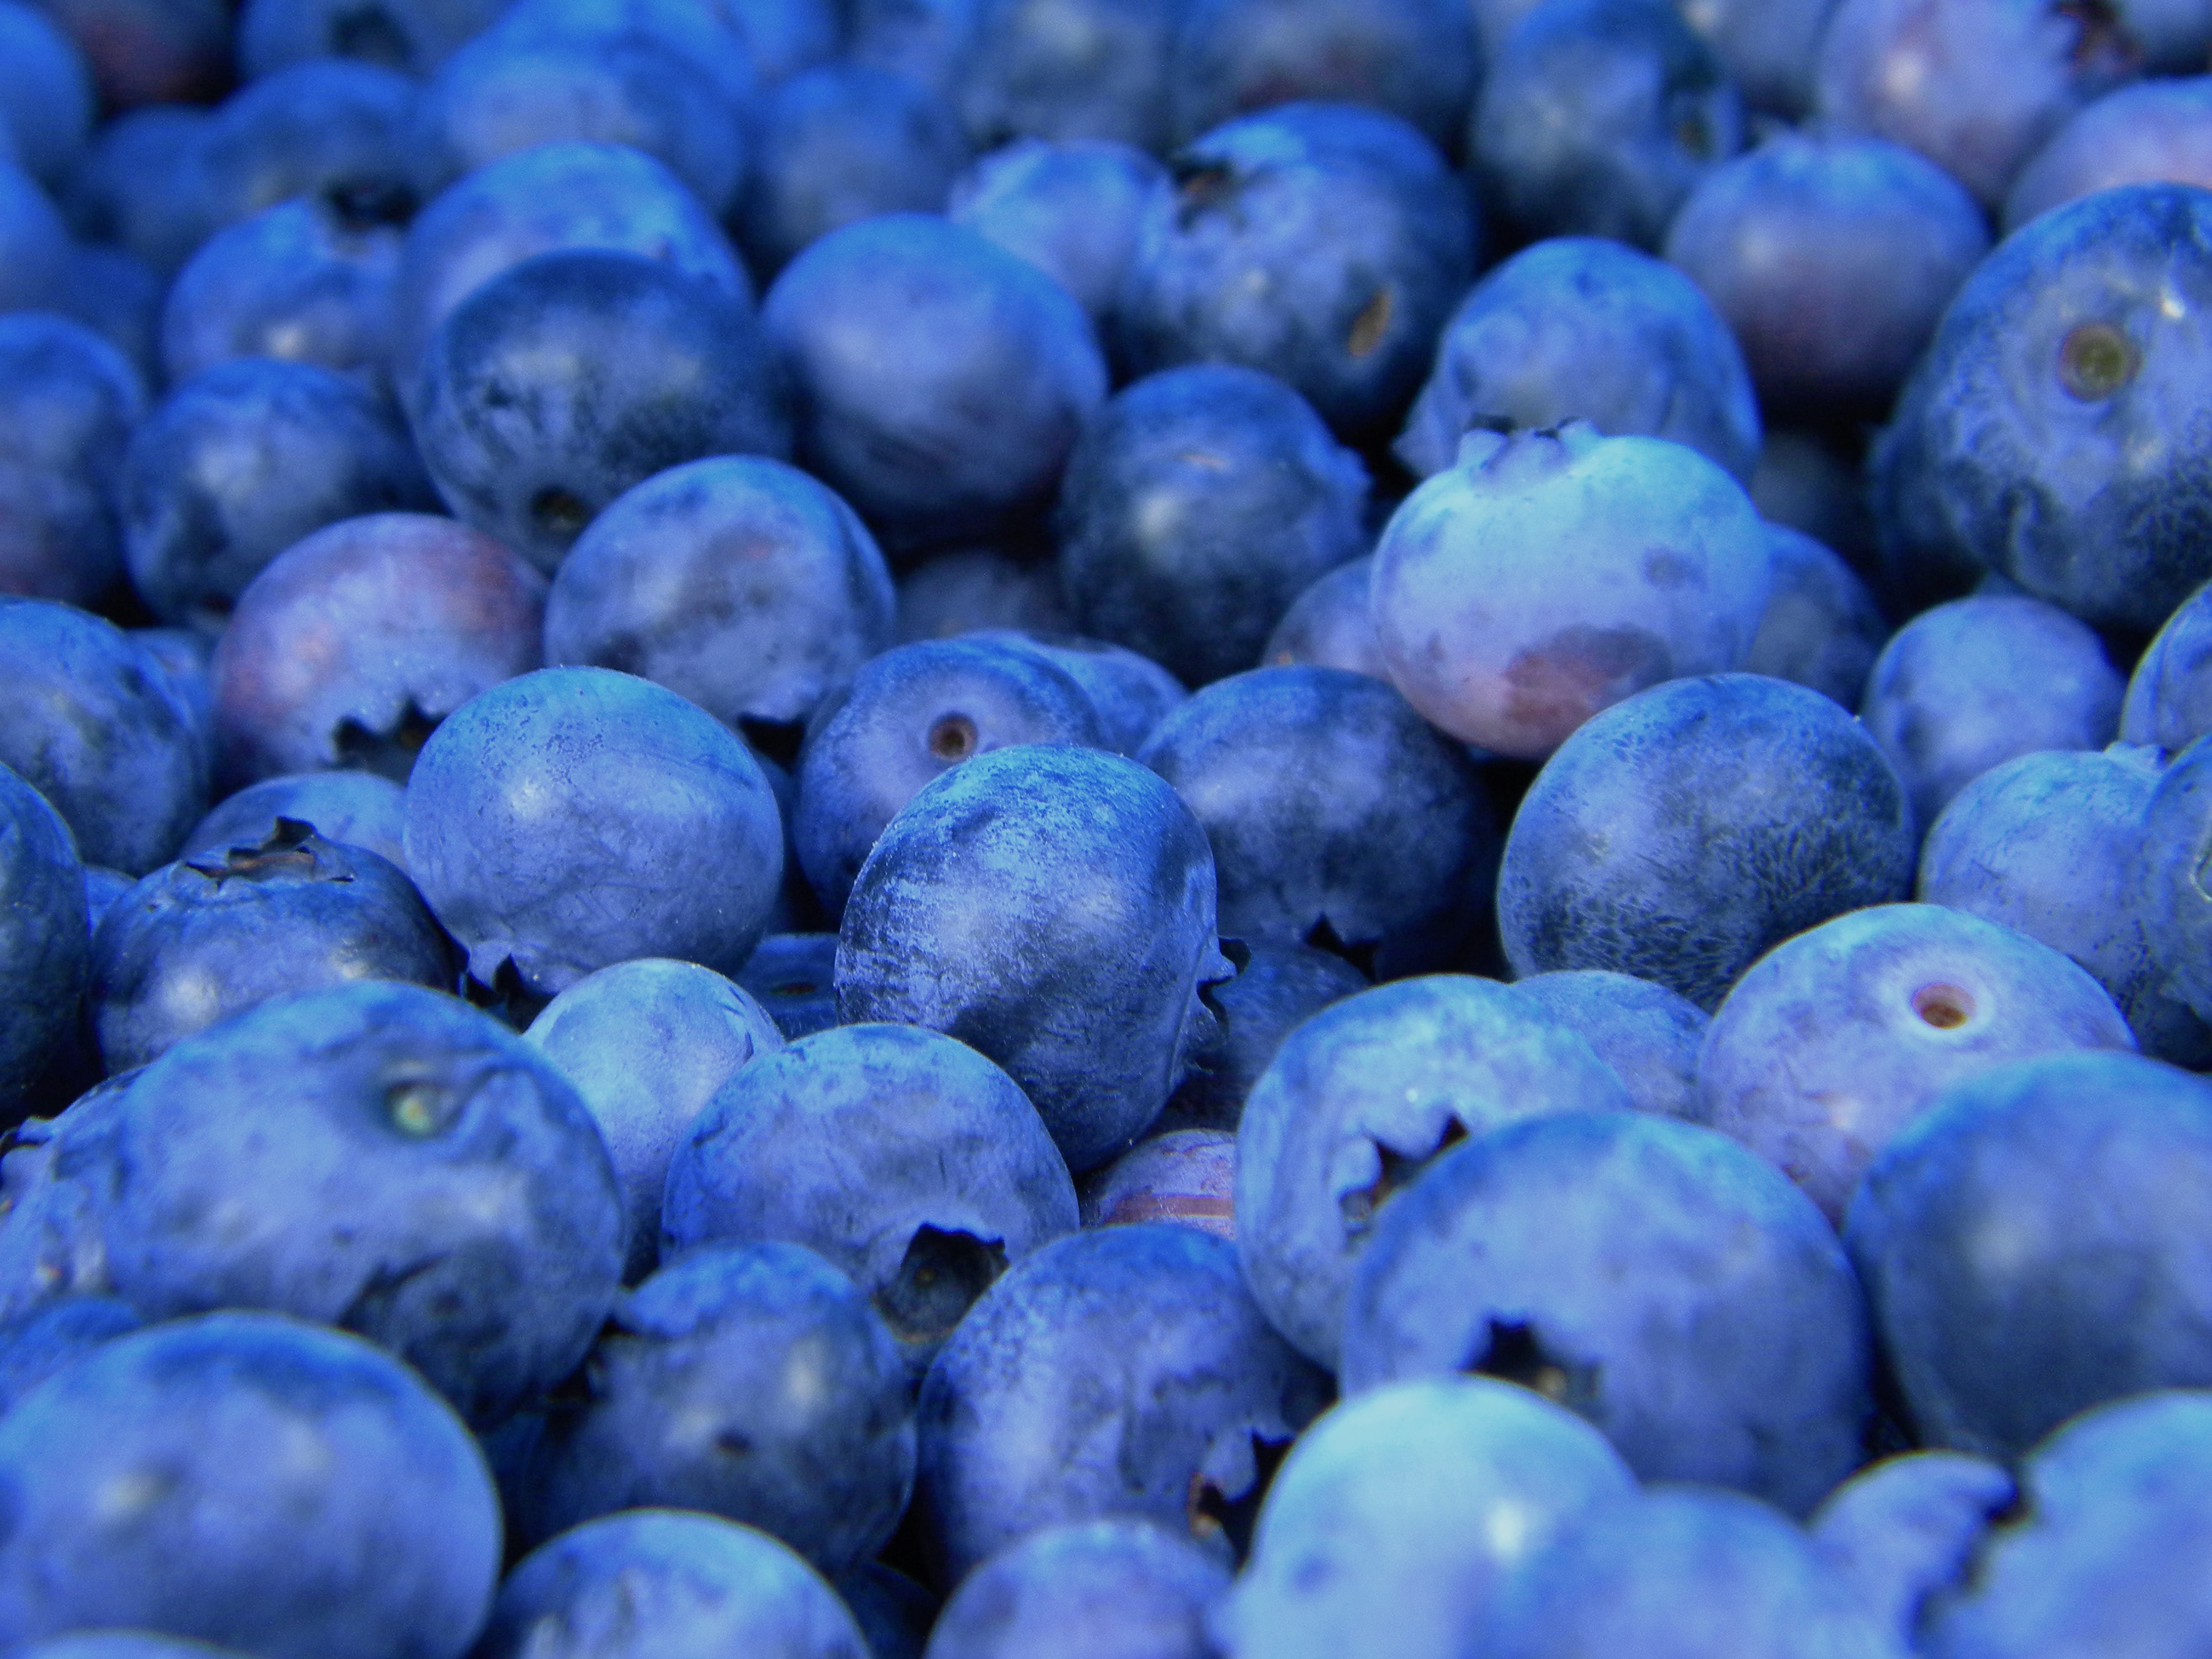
[410,248,790,575]
[210,512,546,790]
[763,213,1108,554]
[1341,1112,1873,1515]
[1480,1486,1905,1659]
[546,453,896,735]
[925,1517,1228,1659]
[794,637,1105,918]
[1872,185,2212,633]
[404,666,785,998]
[1497,673,1916,1011]
[473,1510,869,1659]
[1857,595,2122,835]
[1373,422,1771,760]
[89,822,454,1074]
[1810,1450,2015,1644]
[0,1311,501,1659]
[0,766,87,1119]
[1508,968,1708,1119]
[1696,903,2138,1224]
[524,957,785,1282]
[1923,1391,2212,1658]
[1234,973,1634,1370]
[513,1241,916,1574]
[662,1022,1078,1367]
[1057,363,1370,688]
[0,598,208,875]
[1395,237,1761,485]
[1921,747,2209,1065]
[1217,1378,1636,1659]
[914,1223,1331,1584]
[83,981,627,1427]
[836,745,1230,1172]
[1845,1050,2212,1461]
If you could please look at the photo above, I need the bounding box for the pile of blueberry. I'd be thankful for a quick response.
[3,0,2212,1653]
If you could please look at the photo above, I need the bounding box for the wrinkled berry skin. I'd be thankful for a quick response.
[406,668,783,1000]
[836,745,1230,1171]
[0,765,88,1121]
[210,512,546,791]
[1372,422,1771,761]
[1873,184,2212,633]
[1217,1378,1635,1659]
[0,312,147,609]
[1119,103,1475,441]
[915,1223,1330,1585]
[0,598,208,875]
[928,1518,1229,1659]
[1057,364,1369,688]
[1470,0,1744,250]
[89,822,454,1074]
[1234,974,1633,1370]
[471,1510,869,1659]
[546,455,896,738]
[661,1022,1078,1373]
[764,214,1107,556]
[410,248,790,575]
[512,1241,916,1574]
[1498,673,1916,1010]
[794,638,1103,919]
[124,358,438,633]
[1695,903,2137,1224]
[524,957,783,1283]
[0,1311,501,1659]
[1138,665,1496,975]
[1846,1050,2212,1461]
[1341,1112,1872,1514]
[1395,237,1760,485]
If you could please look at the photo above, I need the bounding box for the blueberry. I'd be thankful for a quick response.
[1395,236,1761,485]
[1510,968,1708,1119]
[234,0,497,78]
[2120,573,2212,752]
[0,764,89,1120]
[1497,673,1915,1009]
[0,311,146,610]
[210,511,546,790]
[1741,525,1889,710]
[1695,903,2136,1223]
[1234,973,1633,1369]
[835,745,1230,1171]
[661,1021,1078,1371]
[1676,0,1835,119]
[0,1,93,186]
[0,1293,142,1414]
[915,1222,1330,1583]
[409,248,790,575]
[1873,184,2212,633]
[1663,131,1989,418]
[1471,0,1743,250]
[1373,423,1771,760]
[1080,1128,1236,1238]
[893,548,1072,643]
[471,1510,869,1659]
[523,957,784,1282]
[1137,665,1497,976]
[927,1518,1230,1659]
[1057,364,1370,688]
[405,666,785,1002]
[0,1310,500,1659]
[1159,939,1367,1132]
[793,637,1103,917]
[737,65,970,279]
[763,213,1107,557]
[955,0,1175,151]
[1846,1048,2212,1458]
[1260,555,1387,681]
[962,627,1188,754]
[1858,595,2122,834]
[122,358,439,632]
[1921,746,2210,1064]
[546,455,895,747]
[192,60,426,239]
[0,1072,133,1322]
[1215,1378,1634,1659]
[390,139,752,403]
[185,769,408,869]
[947,138,1168,324]
[735,931,842,1040]
[512,1241,915,1572]
[88,820,455,1073]
[1810,1450,2015,1644]
[0,598,208,874]
[2005,77,2212,233]
[1342,1112,1872,1512]
[1118,104,1473,441]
